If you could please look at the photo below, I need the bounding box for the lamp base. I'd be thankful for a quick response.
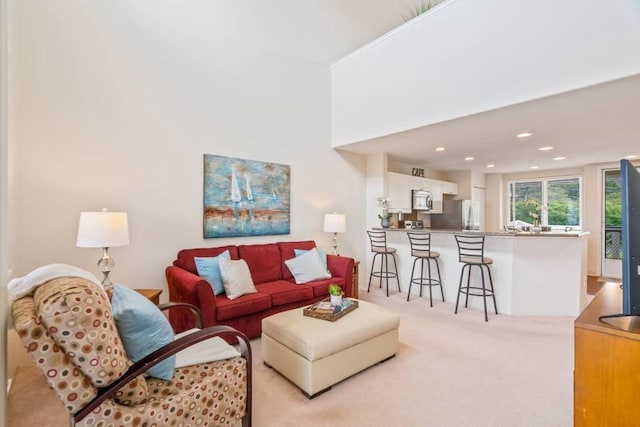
[331,233,339,256]
[98,247,115,291]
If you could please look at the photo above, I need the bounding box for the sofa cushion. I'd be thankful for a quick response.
[215,292,272,322]
[294,248,328,268]
[174,246,239,274]
[238,243,282,284]
[194,250,231,295]
[278,240,316,281]
[284,248,332,284]
[255,280,314,306]
[219,258,258,300]
[302,277,346,298]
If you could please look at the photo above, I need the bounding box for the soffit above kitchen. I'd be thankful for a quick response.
[330,0,640,174]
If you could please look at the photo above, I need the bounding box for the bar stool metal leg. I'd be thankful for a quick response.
[487,265,498,315]
[435,258,444,301]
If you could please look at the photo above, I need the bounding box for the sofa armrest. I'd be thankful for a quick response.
[165,266,217,333]
[327,255,355,297]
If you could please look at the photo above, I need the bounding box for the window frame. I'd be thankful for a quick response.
[507,175,583,230]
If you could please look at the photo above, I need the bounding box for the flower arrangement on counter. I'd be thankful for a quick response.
[524,199,545,227]
[376,195,392,219]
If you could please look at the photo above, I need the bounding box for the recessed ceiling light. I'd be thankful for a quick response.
[553,156,566,161]
[539,146,554,151]
[517,132,533,138]
[465,156,474,161]
[625,155,638,159]
[530,166,539,169]
[435,147,445,152]
[486,164,495,168]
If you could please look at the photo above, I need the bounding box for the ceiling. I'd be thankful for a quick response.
[336,73,640,174]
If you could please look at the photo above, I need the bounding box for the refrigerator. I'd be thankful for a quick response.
[430,199,481,230]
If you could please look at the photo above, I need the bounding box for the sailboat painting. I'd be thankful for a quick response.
[203,154,290,238]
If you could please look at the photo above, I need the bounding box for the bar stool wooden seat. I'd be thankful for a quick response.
[454,234,498,321]
[367,230,400,297]
[406,232,444,307]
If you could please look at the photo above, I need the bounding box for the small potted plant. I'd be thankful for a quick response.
[328,283,343,306]
[376,195,393,228]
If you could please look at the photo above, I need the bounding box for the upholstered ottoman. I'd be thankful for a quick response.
[261,299,400,398]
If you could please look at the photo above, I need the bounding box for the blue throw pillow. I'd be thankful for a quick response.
[195,250,231,295]
[111,284,175,381]
[294,248,328,268]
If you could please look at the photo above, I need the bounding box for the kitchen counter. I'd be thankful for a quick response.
[367,228,589,316]
[373,227,589,238]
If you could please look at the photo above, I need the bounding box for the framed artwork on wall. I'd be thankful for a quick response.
[203,154,291,238]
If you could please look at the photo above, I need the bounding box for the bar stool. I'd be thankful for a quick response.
[454,235,498,321]
[367,230,400,297]
[406,232,444,307]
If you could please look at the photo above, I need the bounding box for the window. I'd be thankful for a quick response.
[508,176,581,228]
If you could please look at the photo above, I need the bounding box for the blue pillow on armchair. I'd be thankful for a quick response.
[111,284,176,381]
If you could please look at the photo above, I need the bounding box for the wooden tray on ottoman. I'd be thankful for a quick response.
[303,298,358,322]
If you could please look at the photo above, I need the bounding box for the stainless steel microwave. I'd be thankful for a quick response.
[412,190,433,211]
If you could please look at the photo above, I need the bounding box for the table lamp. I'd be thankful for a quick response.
[323,213,346,255]
[77,209,129,290]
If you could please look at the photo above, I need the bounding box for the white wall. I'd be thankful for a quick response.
[485,174,503,233]
[332,0,640,145]
[1,0,8,421]
[8,1,368,298]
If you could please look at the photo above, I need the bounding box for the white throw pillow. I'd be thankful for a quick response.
[285,247,332,284]
[219,258,257,300]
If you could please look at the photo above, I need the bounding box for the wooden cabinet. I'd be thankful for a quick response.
[574,282,640,426]
[352,261,360,299]
[135,288,162,305]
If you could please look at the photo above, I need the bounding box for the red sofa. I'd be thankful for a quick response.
[166,240,354,338]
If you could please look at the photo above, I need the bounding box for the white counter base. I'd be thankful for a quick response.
[365,230,588,316]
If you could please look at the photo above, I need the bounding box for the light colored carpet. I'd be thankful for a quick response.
[250,289,574,426]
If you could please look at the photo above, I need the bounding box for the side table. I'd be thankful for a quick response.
[352,260,360,299]
[135,288,162,305]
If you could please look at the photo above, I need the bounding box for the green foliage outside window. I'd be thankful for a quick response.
[605,172,622,227]
[509,178,580,226]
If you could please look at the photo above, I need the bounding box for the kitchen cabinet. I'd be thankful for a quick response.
[386,172,414,213]
[441,181,458,195]
[386,172,457,214]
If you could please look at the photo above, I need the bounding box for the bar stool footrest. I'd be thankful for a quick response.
[410,278,441,287]
[372,272,398,279]
[458,286,495,297]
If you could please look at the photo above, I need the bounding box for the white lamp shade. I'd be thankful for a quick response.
[77,211,130,248]
[323,213,346,233]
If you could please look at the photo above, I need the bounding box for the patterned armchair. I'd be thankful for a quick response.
[11,277,252,426]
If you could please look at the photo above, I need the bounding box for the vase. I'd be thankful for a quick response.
[381,218,391,228]
[330,295,342,306]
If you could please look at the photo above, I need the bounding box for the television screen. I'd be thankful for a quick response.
[621,159,640,315]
